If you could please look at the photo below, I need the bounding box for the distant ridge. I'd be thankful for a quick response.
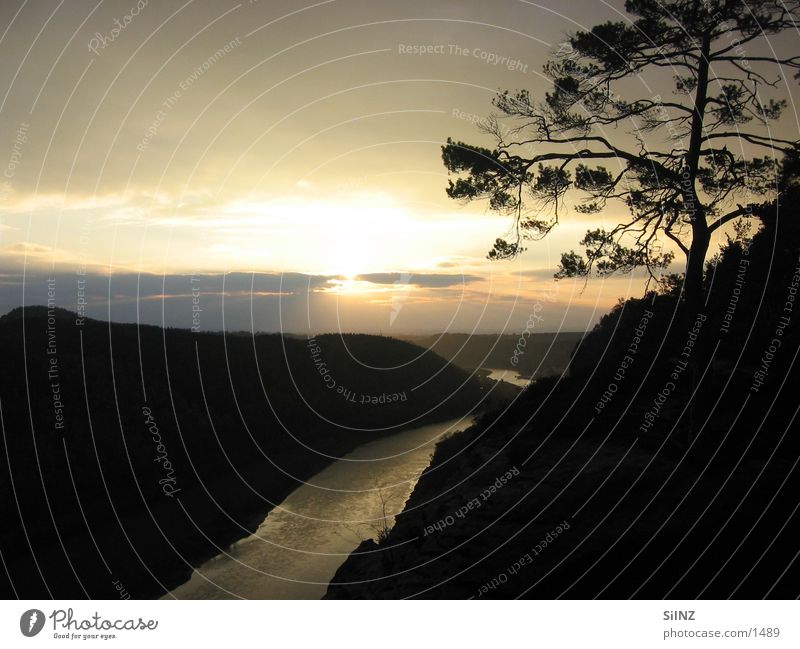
[398,332,584,378]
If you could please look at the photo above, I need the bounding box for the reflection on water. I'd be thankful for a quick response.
[166,417,471,599]
[483,367,532,388]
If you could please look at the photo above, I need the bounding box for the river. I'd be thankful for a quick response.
[165,416,472,599]
[483,367,532,388]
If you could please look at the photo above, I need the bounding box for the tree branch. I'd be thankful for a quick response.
[708,205,752,233]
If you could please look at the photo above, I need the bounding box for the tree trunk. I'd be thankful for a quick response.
[684,221,709,318]
[683,215,710,443]
[683,30,712,317]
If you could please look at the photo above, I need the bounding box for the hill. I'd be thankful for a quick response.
[397,332,584,379]
[0,309,495,598]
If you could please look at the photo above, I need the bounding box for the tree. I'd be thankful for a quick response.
[442,0,799,315]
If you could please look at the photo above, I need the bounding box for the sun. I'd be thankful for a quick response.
[213,192,473,280]
[302,196,408,278]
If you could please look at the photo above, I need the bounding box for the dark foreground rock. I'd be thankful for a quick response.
[326,418,798,598]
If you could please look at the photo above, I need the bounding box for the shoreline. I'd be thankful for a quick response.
[164,415,477,599]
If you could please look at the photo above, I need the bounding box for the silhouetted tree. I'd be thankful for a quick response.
[442,0,799,315]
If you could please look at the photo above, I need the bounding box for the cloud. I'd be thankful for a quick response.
[516,267,559,280]
[355,272,482,288]
[0,265,612,334]
[1,269,336,297]
[0,267,487,331]
[4,242,52,255]
[0,268,342,332]
[435,255,482,267]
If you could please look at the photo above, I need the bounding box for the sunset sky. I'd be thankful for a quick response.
[1,0,798,333]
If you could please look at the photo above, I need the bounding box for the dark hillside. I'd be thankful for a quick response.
[327,203,800,599]
[0,310,491,599]
[398,332,584,379]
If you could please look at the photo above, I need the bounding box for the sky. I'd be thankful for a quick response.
[0,0,798,333]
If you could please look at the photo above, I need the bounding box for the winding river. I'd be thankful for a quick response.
[483,367,532,388]
[166,416,472,599]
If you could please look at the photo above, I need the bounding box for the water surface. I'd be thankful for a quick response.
[483,367,531,388]
[166,416,471,599]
